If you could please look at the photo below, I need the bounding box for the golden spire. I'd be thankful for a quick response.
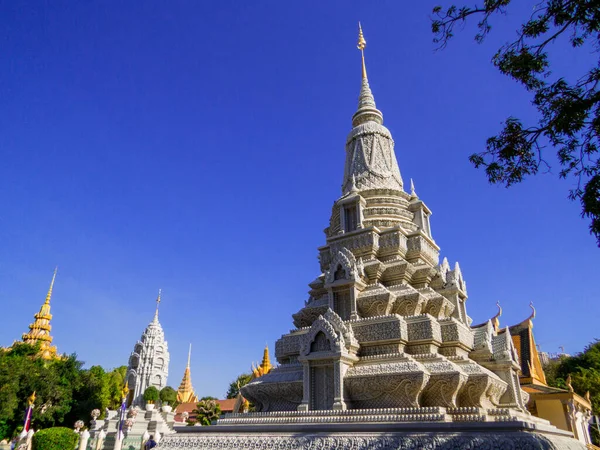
[251,345,274,378]
[21,268,59,359]
[261,344,272,374]
[45,267,58,305]
[177,343,198,404]
[357,22,367,79]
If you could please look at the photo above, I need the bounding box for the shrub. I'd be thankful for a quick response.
[32,427,78,450]
[159,386,177,405]
[143,386,159,403]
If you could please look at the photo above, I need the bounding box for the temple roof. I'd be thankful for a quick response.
[507,303,547,386]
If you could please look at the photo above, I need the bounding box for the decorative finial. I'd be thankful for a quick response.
[121,380,129,399]
[357,22,367,79]
[154,289,161,321]
[187,343,192,368]
[410,179,416,197]
[45,267,58,305]
[27,391,36,407]
[586,391,591,402]
[528,301,536,321]
[491,301,502,331]
[566,374,574,392]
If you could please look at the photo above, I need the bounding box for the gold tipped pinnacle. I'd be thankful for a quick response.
[45,267,58,305]
[357,22,367,79]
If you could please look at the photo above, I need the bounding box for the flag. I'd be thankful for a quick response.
[116,398,126,441]
[23,406,33,432]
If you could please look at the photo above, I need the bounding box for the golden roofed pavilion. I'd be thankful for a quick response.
[21,268,60,360]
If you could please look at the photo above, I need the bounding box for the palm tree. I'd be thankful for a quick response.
[192,399,221,426]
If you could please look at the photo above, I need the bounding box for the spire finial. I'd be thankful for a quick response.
[154,289,161,321]
[357,22,367,79]
[352,23,383,127]
[187,343,192,368]
[45,267,58,305]
[410,179,416,197]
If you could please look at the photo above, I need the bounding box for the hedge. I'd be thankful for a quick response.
[32,427,79,450]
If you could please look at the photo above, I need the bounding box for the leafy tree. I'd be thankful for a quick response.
[159,387,177,405]
[225,373,253,399]
[143,386,159,404]
[432,0,600,245]
[544,340,600,445]
[200,396,217,401]
[0,344,84,440]
[191,399,221,426]
[106,366,127,409]
[68,365,110,425]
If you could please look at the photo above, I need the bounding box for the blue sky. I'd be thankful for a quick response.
[0,1,596,398]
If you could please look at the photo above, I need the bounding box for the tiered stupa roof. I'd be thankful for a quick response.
[252,345,273,378]
[21,268,59,360]
[177,344,198,404]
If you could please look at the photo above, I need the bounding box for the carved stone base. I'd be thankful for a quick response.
[159,420,586,449]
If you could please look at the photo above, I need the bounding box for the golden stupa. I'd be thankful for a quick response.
[20,268,60,360]
[177,344,199,404]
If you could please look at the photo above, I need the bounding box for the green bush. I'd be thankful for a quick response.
[160,386,177,405]
[32,427,78,450]
[143,386,159,403]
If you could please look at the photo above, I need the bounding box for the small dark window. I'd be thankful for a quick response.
[334,265,345,281]
[344,204,358,232]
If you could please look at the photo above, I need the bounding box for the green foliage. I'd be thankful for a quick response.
[192,399,221,426]
[31,427,78,450]
[0,344,130,441]
[143,386,159,403]
[226,373,253,399]
[544,340,600,445]
[200,396,217,401]
[159,387,177,405]
[106,366,127,410]
[0,344,84,440]
[432,0,600,245]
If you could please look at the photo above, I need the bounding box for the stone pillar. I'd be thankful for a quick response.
[113,432,122,450]
[332,361,347,411]
[350,286,358,320]
[26,429,34,450]
[78,430,90,450]
[141,430,149,448]
[297,364,310,411]
[95,430,106,450]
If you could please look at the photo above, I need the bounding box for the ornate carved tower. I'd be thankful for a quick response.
[126,290,170,406]
[241,24,528,416]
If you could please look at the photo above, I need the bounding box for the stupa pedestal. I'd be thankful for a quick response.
[160,416,584,449]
